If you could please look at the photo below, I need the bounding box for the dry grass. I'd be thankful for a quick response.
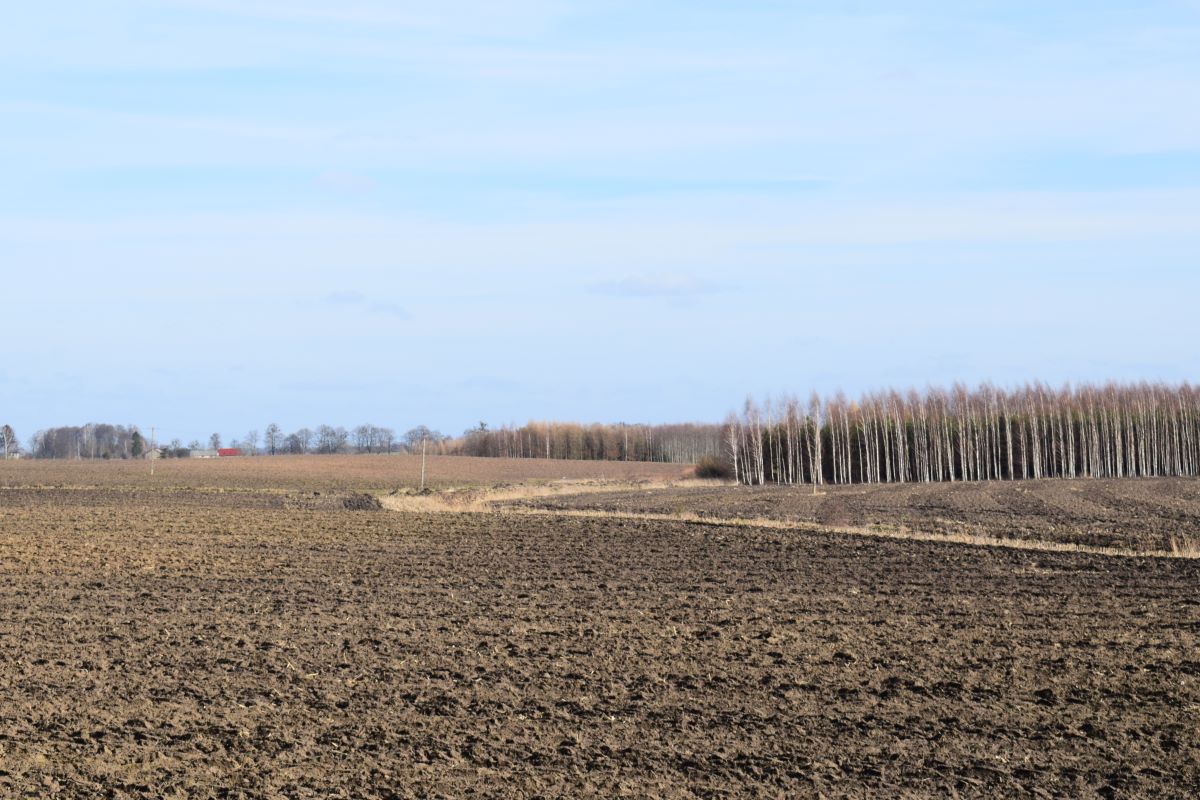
[1169,535,1200,558]
[378,477,730,513]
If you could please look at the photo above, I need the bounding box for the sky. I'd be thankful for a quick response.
[3,1,1199,445]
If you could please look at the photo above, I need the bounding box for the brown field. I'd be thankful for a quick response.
[520,477,1200,555]
[0,454,688,492]
[0,458,1197,797]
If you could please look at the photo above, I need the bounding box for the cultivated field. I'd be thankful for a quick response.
[518,477,1200,555]
[0,458,1197,797]
[0,454,688,492]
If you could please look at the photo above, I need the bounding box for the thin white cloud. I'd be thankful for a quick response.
[366,300,409,319]
[316,170,377,195]
[320,290,410,319]
[589,274,720,299]
[7,187,1199,249]
[323,290,366,304]
[159,0,572,35]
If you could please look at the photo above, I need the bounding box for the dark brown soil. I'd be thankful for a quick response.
[524,477,1200,552]
[1,483,1197,797]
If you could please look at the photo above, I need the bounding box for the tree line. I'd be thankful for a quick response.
[451,421,723,463]
[203,424,409,456]
[24,423,453,459]
[726,381,1200,486]
[28,424,145,460]
[15,419,721,464]
[20,381,1198,479]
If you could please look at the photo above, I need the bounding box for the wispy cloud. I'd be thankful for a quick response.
[316,170,377,195]
[159,0,573,37]
[365,299,409,319]
[323,290,366,305]
[589,274,720,299]
[320,290,410,319]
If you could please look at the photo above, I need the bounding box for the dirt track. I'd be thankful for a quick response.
[0,463,1198,797]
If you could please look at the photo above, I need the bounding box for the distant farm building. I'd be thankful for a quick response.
[189,449,220,459]
[218,448,242,457]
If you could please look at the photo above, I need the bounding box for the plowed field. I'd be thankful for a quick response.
[523,477,1200,554]
[0,453,688,492]
[0,460,1197,797]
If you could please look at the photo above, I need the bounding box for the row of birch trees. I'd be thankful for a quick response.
[727,382,1200,486]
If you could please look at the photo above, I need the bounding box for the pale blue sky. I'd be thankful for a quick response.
[3,1,1199,443]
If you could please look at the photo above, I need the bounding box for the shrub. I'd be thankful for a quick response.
[694,455,734,480]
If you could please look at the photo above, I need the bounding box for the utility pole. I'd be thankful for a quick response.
[420,436,427,492]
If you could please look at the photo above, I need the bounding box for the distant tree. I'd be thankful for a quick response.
[209,433,221,450]
[188,440,201,451]
[316,425,348,454]
[293,427,313,454]
[131,430,145,459]
[346,424,393,454]
[354,424,374,453]
[404,425,439,452]
[244,430,259,456]
[264,423,282,456]
[1,425,15,459]
[26,424,144,459]
[459,422,493,456]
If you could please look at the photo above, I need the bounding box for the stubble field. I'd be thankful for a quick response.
[0,456,1197,797]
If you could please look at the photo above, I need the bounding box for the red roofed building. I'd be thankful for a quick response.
[217,448,242,457]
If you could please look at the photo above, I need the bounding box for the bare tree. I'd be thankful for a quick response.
[264,423,282,456]
[316,425,348,454]
[293,427,313,454]
[404,426,438,452]
[209,433,222,451]
[353,424,374,453]
[1,425,15,459]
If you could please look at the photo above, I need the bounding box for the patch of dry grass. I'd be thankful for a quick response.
[1169,535,1200,558]
[378,477,730,513]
